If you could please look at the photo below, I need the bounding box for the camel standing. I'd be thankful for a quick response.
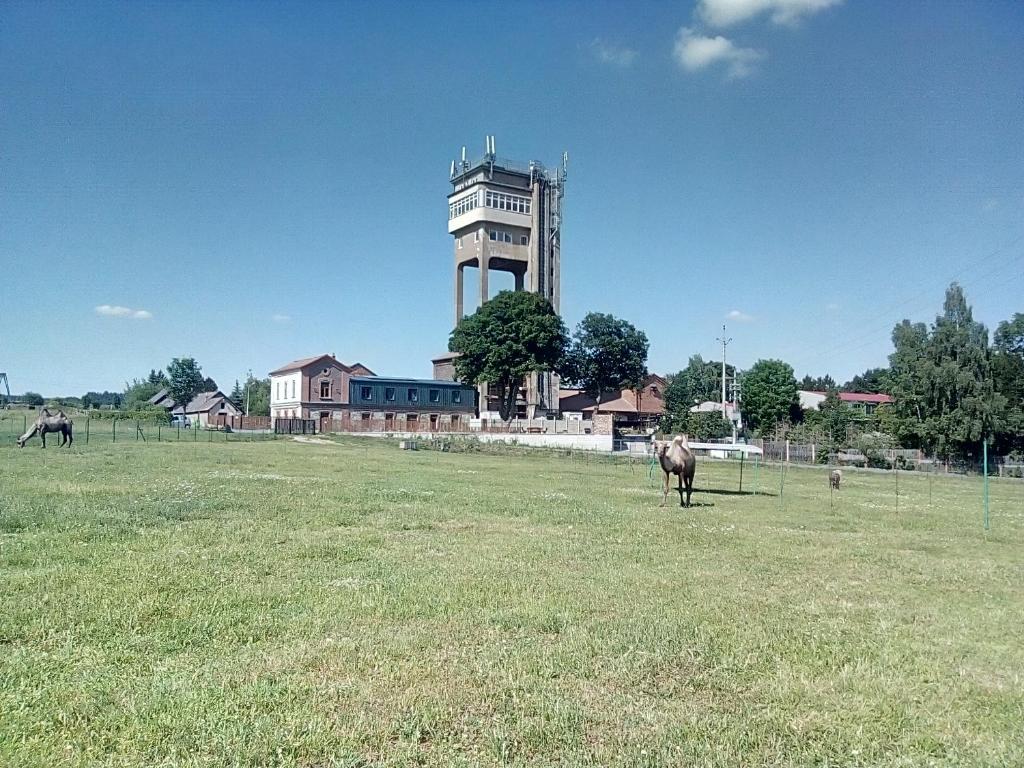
[653,434,697,508]
[829,469,842,490]
[17,408,73,448]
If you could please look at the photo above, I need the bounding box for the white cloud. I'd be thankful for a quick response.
[95,304,152,319]
[271,313,291,323]
[727,309,754,322]
[674,27,763,78]
[588,38,638,67]
[698,0,843,28]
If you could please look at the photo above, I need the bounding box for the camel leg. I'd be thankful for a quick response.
[40,429,46,448]
[677,472,685,507]
[684,474,693,508]
[661,471,669,507]
[65,426,73,447]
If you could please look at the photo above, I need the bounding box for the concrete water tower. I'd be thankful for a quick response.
[447,136,567,416]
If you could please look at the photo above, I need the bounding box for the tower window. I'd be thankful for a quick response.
[385,387,396,402]
[408,388,419,403]
[360,386,372,401]
[503,232,512,243]
[452,390,462,404]
[489,230,497,241]
[429,389,440,403]
[457,237,463,249]
[520,235,529,246]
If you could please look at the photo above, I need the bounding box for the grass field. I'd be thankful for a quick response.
[1,437,1022,767]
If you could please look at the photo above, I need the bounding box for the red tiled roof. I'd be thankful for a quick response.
[269,354,338,375]
[558,387,665,415]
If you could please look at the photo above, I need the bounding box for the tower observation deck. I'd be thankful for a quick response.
[448,136,567,416]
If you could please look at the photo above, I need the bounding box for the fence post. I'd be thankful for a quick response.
[113,418,116,443]
[785,440,790,463]
[811,443,815,464]
[158,423,161,442]
[85,416,90,445]
[983,438,990,531]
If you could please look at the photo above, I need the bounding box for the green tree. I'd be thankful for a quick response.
[21,391,45,406]
[662,355,736,431]
[202,376,218,392]
[799,374,837,391]
[886,319,930,446]
[123,378,162,409]
[741,359,799,435]
[241,374,271,416]
[993,313,1024,451]
[921,283,1004,460]
[229,380,244,408]
[166,358,206,412]
[818,389,854,445]
[842,367,892,394]
[561,312,648,413]
[147,369,168,386]
[449,291,567,422]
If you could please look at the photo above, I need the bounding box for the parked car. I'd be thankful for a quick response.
[170,415,191,428]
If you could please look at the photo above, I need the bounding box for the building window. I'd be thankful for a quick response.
[361,412,371,421]
[406,414,418,423]
[429,389,440,403]
[385,412,395,422]
[452,390,462,404]
[520,235,529,246]
[448,190,479,219]
[360,386,372,401]
[451,414,459,424]
[385,387,396,402]
[485,190,531,215]
[320,380,331,398]
[503,232,512,243]
[290,381,295,398]
[457,237,463,249]
[276,382,280,399]
[489,230,497,241]
[473,231,480,243]
[408,388,418,402]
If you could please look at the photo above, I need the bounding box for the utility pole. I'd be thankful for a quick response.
[716,323,732,418]
[245,369,252,417]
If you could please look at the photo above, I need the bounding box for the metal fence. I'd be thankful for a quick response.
[0,412,277,446]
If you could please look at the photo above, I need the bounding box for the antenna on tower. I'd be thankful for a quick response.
[449,159,456,179]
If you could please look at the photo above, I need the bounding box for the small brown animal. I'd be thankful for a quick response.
[829,469,842,490]
[653,434,697,508]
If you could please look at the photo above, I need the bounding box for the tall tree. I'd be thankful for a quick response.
[242,374,271,417]
[561,312,648,413]
[662,355,735,431]
[993,313,1024,450]
[799,374,837,391]
[202,376,218,392]
[123,378,162,409]
[741,359,800,435]
[229,380,244,408]
[166,357,206,412]
[147,369,168,386]
[842,367,892,394]
[449,290,567,422]
[921,283,1003,460]
[886,319,930,447]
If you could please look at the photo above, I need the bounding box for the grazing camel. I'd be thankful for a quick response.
[829,468,842,490]
[17,408,73,448]
[653,434,697,508]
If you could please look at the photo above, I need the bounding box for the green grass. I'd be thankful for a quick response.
[1,437,1022,767]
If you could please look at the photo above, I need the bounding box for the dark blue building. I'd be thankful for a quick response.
[349,377,476,414]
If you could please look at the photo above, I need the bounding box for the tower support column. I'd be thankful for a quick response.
[454,263,464,326]
[479,253,489,306]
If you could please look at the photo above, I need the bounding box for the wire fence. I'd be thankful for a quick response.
[0,412,277,447]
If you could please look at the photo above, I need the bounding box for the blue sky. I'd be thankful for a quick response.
[2,0,1022,396]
